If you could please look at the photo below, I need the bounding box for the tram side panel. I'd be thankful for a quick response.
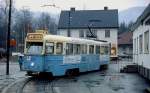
[20,53,109,76]
[20,54,109,76]
[44,54,102,76]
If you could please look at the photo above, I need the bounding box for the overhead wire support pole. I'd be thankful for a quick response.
[6,0,12,75]
[68,11,70,37]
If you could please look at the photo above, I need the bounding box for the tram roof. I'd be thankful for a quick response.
[44,35,109,45]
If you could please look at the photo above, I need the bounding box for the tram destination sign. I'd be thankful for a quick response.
[27,34,43,40]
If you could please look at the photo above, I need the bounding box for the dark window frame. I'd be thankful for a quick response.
[105,29,110,38]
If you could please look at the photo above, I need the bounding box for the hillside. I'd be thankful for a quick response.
[119,7,145,24]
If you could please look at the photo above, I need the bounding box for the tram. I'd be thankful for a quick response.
[19,30,110,76]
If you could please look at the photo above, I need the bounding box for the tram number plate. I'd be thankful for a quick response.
[26,56,31,61]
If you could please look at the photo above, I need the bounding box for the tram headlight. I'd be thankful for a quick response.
[31,62,34,66]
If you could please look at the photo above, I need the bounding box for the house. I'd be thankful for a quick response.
[132,4,150,79]
[58,7,119,58]
[118,32,133,58]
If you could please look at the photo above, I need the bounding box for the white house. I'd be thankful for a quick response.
[58,7,119,59]
[132,4,150,78]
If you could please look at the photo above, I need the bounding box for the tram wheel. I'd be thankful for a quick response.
[66,69,79,77]
[100,65,108,71]
[66,69,73,77]
[73,69,79,76]
[39,72,53,79]
[26,71,33,76]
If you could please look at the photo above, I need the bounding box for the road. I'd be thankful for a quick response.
[0,62,20,76]
[0,62,25,93]
[1,60,150,93]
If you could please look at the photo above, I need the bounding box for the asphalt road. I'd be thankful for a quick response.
[1,60,150,93]
[0,63,20,76]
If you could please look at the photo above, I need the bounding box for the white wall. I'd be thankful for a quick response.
[58,29,117,43]
[133,24,150,69]
[97,29,117,44]
[58,28,118,57]
[58,29,68,37]
[70,29,79,38]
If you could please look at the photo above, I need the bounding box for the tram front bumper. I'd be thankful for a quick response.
[22,61,43,72]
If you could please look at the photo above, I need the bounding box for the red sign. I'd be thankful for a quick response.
[10,39,16,46]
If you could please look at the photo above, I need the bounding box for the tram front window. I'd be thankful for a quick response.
[26,42,43,54]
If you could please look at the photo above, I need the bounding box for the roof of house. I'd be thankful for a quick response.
[58,8,119,29]
[118,31,133,45]
[132,3,150,31]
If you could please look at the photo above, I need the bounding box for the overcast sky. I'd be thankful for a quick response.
[14,0,150,14]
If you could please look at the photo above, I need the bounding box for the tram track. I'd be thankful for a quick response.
[16,77,32,93]
[16,73,102,93]
[21,76,80,93]
[17,76,64,93]
[2,68,146,93]
[1,70,119,93]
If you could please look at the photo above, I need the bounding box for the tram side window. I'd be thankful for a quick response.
[105,46,109,55]
[46,42,54,54]
[100,46,109,55]
[100,46,104,55]
[74,44,81,54]
[96,46,100,54]
[56,43,63,54]
[89,45,94,54]
[81,45,87,54]
[66,43,73,55]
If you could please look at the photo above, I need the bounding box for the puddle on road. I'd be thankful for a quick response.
[83,80,102,87]
[112,86,125,91]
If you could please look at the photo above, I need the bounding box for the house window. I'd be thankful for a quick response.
[79,30,84,37]
[105,30,110,38]
[67,30,71,37]
[137,37,139,54]
[134,39,136,54]
[144,31,149,54]
[139,35,143,54]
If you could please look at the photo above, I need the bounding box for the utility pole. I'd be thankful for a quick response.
[68,11,71,37]
[6,0,12,75]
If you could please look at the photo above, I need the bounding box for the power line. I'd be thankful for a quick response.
[41,4,60,8]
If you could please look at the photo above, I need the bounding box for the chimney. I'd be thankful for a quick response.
[70,7,75,11]
[104,6,108,10]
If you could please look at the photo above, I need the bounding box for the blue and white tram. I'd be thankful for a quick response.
[19,30,110,76]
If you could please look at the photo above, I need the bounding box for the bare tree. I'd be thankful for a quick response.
[0,0,15,51]
[13,9,33,52]
[36,12,57,34]
[0,0,10,50]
